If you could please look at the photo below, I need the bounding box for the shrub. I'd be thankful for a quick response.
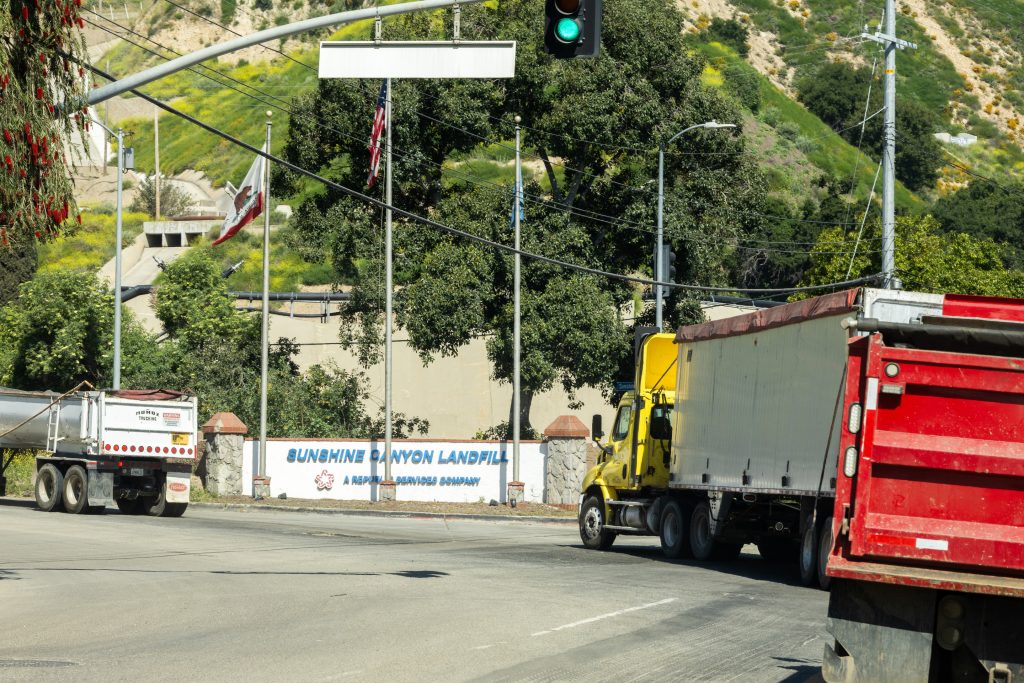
[701,17,749,56]
[129,178,195,218]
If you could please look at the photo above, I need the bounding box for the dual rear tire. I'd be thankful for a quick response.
[34,464,104,514]
[799,513,834,590]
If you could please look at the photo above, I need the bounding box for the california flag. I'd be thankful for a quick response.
[213,144,266,246]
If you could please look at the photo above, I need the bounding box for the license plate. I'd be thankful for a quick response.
[171,433,190,445]
[130,467,144,477]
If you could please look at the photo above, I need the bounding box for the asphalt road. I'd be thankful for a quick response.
[0,501,829,682]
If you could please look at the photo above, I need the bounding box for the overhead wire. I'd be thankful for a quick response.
[143,0,882,227]
[80,59,881,295]
[91,12,877,251]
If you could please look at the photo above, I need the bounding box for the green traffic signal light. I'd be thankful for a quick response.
[544,0,602,58]
[555,17,581,43]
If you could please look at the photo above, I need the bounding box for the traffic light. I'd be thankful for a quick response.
[663,245,677,282]
[544,0,602,59]
[652,244,677,295]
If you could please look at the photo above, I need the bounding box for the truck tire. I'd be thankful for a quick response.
[660,500,692,559]
[817,516,834,590]
[144,492,188,518]
[35,463,63,512]
[690,500,718,561]
[143,483,188,518]
[62,465,89,514]
[579,495,615,550]
[799,515,819,586]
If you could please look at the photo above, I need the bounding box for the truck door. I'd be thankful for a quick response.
[641,402,672,488]
[602,400,633,488]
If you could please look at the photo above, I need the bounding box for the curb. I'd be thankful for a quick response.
[189,501,576,525]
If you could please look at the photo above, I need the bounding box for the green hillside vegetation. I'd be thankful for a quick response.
[152,228,336,292]
[718,0,1024,183]
[36,209,148,273]
[694,40,920,209]
[101,3,917,213]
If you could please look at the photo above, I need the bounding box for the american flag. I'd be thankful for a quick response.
[367,80,387,188]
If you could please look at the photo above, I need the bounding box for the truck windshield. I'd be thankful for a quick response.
[611,405,632,441]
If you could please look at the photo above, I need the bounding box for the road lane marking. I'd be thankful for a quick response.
[531,598,677,637]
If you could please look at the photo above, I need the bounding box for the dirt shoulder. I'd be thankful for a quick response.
[194,495,578,520]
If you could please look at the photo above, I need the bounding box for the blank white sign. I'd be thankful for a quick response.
[318,41,516,79]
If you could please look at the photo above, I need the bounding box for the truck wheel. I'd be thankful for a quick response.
[35,463,64,512]
[579,495,615,550]
[62,466,90,514]
[144,486,188,518]
[660,500,692,559]
[799,515,819,586]
[817,516,834,590]
[690,500,717,561]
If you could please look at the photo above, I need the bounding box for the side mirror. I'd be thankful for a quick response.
[650,415,672,441]
[591,414,604,441]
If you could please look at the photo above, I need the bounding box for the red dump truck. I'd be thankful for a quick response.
[822,294,1024,682]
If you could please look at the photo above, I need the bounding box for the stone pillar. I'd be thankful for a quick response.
[379,480,397,502]
[507,481,525,506]
[201,412,247,497]
[543,415,590,505]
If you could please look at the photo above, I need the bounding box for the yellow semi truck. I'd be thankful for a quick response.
[578,289,955,587]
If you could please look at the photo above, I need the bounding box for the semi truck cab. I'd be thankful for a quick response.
[580,332,677,550]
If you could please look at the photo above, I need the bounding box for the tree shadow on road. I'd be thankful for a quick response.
[0,497,37,509]
[0,567,450,579]
[561,543,811,588]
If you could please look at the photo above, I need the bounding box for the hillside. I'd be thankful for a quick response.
[83,0,1024,201]
[674,0,1024,186]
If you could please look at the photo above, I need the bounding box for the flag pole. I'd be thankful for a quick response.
[257,110,272,497]
[512,115,522,491]
[383,77,395,501]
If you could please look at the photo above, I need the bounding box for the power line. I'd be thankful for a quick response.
[80,60,880,295]
[92,14,875,246]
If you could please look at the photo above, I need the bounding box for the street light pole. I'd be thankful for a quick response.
[113,127,124,390]
[94,118,127,389]
[655,121,735,330]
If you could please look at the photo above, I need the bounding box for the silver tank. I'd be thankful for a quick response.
[0,388,91,454]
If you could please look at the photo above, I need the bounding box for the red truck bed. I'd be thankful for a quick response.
[828,330,1024,597]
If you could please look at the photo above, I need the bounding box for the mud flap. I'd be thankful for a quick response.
[87,470,113,506]
[823,580,935,683]
[165,470,190,503]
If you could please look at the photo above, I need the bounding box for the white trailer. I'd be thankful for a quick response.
[0,387,198,516]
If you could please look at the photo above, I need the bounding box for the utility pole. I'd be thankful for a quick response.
[153,105,161,219]
[383,75,395,500]
[863,0,915,289]
[103,60,110,177]
[257,111,272,496]
[113,128,125,390]
[512,115,522,489]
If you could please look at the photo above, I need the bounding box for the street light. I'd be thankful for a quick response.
[655,120,735,330]
[93,120,132,389]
